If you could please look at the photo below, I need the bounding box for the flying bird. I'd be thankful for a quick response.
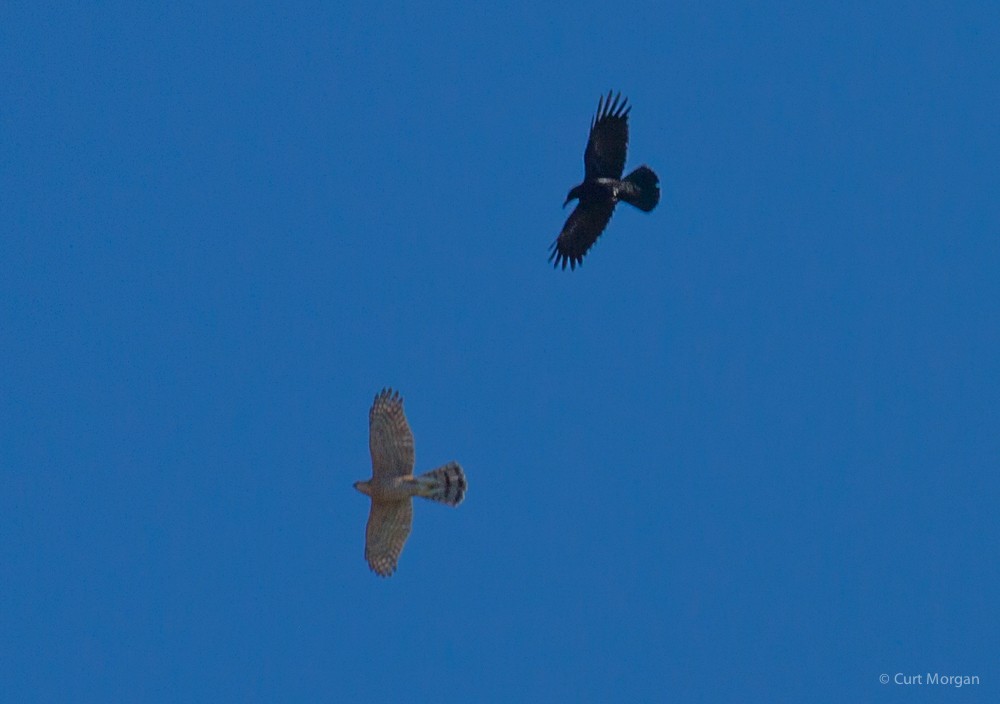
[353,388,467,577]
[549,91,660,270]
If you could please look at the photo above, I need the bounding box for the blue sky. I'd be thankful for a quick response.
[2,2,998,701]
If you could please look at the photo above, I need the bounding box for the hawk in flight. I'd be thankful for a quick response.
[353,388,466,577]
[549,91,660,270]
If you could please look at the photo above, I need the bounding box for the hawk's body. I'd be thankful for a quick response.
[549,91,660,270]
[354,388,466,577]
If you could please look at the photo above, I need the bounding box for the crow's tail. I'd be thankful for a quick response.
[415,462,467,506]
[620,165,660,212]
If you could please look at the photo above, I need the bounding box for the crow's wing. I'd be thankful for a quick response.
[583,91,631,180]
[549,200,616,270]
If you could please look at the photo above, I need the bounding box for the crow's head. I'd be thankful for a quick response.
[564,184,583,208]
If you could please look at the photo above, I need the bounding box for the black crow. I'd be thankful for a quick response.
[549,91,660,270]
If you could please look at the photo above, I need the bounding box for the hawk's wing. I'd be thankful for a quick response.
[548,200,616,270]
[369,388,415,479]
[364,499,413,577]
[583,91,630,181]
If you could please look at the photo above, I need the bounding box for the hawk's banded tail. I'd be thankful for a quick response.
[416,462,467,506]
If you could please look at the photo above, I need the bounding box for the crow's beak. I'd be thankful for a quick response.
[563,197,572,208]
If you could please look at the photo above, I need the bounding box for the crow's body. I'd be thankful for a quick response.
[549,92,660,270]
